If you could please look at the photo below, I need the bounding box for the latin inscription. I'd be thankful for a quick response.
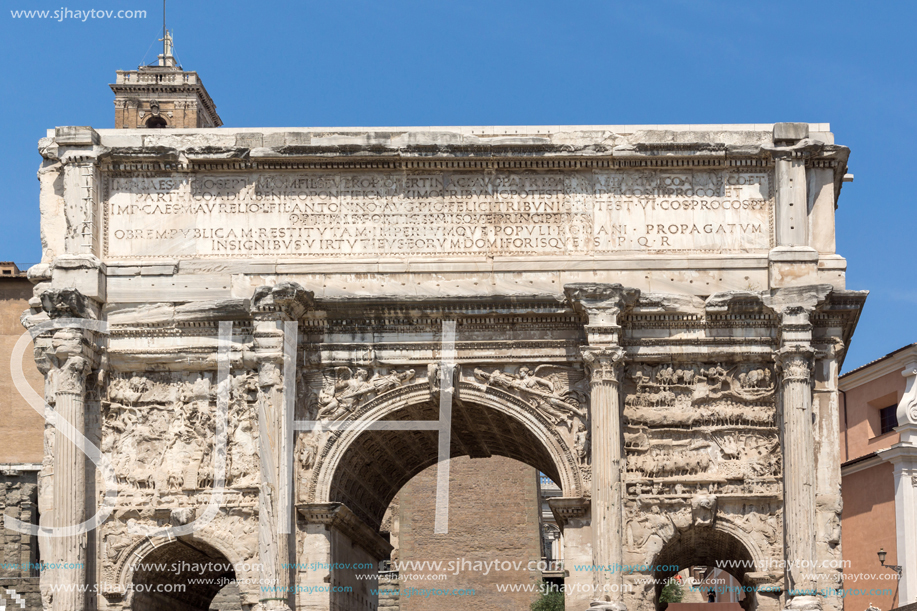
[104,170,772,258]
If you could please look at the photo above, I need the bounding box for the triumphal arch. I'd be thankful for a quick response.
[23,122,865,611]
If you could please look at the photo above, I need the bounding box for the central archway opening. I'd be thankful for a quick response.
[318,389,579,610]
[130,539,237,611]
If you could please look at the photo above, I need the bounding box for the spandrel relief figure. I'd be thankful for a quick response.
[734,504,780,548]
[318,367,415,420]
[473,364,587,425]
[691,492,718,526]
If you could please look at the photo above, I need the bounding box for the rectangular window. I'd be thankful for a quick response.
[879,405,899,435]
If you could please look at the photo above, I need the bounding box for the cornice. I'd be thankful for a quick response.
[99,156,777,174]
[840,344,917,390]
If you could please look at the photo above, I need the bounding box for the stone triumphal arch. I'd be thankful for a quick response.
[23,123,865,611]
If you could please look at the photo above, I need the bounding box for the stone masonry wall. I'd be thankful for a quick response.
[394,455,542,611]
[0,471,41,611]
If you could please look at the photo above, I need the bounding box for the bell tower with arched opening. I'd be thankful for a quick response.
[110,30,222,129]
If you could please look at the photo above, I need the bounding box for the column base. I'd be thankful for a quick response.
[253,602,293,611]
[589,601,627,611]
[784,595,821,611]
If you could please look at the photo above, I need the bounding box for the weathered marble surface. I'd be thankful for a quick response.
[34,123,850,303]
[103,169,773,259]
[24,124,864,611]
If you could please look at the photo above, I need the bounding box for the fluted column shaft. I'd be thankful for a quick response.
[52,333,90,611]
[584,347,626,604]
[779,347,817,596]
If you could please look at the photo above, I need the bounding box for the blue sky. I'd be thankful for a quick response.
[1,0,914,371]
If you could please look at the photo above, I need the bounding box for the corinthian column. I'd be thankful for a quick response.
[777,341,818,605]
[583,346,626,609]
[765,286,832,611]
[250,283,313,611]
[36,288,100,611]
[565,284,639,611]
[52,346,90,611]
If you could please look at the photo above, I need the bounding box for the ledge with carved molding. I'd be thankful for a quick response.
[297,502,393,561]
[547,497,590,529]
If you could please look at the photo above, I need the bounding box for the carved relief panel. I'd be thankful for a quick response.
[103,370,261,494]
[623,362,780,492]
[620,361,784,577]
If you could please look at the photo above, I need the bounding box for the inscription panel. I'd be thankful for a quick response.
[103,169,773,259]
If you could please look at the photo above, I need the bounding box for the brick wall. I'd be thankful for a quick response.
[0,277,44,464]
[394,455,542,611]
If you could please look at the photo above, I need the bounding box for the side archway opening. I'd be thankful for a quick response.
[652,526,757,611]
[129,539,238,611]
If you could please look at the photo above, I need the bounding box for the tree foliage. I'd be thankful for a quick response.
[659,577,685,603]
[531,581,565,611]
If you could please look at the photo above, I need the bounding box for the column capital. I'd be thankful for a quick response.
[581,346,625,384]
[763,285,833,322]
[39,286,99,320]
[297,502,393,561]
[565,284,639,346]
[250,282,312,364]
[56,355,92,396]
[36,287,103,376]
[895,357,917,444]
[764,285,833,354]
[564,283,639,322]
[546,497,590,529]
[775,347,815,383]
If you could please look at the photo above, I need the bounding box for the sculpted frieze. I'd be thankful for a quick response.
[622,361,780,500]
[316,367,416,420]
[471,364,589,426]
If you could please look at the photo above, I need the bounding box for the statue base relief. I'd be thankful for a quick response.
[785,595,822,611]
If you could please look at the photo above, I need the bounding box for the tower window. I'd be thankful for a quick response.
[146,115,167,127]
[145,115,168,128]
[879,405,898,435]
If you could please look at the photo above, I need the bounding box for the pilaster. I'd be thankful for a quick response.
[250,282,313,611]
[879,356,917,604]
[55,127,102,258]
[548,497,593,611]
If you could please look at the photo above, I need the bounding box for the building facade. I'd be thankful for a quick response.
[0,262,47,611]
[840,343,917,611]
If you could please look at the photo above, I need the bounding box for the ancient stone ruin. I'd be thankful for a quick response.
[24,123,864,611]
